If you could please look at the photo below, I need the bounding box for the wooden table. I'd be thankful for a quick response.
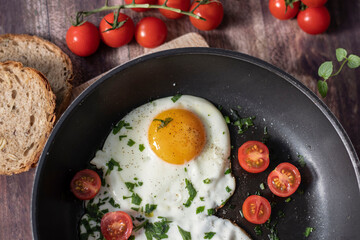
[1,1,359,239]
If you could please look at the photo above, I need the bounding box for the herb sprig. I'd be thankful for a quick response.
[317,48,360,98]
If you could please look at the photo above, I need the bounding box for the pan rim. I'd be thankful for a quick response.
[31,47,360,239]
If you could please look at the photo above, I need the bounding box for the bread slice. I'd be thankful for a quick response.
[0,34,73,115]
[0,61,56,175]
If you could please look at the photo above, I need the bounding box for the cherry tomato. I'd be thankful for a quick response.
[99,12,135,48]
[189,0,224,31]
[238,141,270,173]
[135,17,167,48]
[267,162,301,197]
[158,0,191,19]
[101,211,133,240]
[70,169,101,200]
[297,6,330,35]
[66,22,100,57]
[242,195,271,224]
[268,0,300,20]
[124,0,157,12]
[301,0,328,7]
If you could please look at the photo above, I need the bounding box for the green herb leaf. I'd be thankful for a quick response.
[139,144,145,152]
[128,236,135,240]
[347,54,360,68]
[239,210,244,218]
[254,226,262,236]
[196,206,205,214]
[233,116,256,134]
[224,169,231,175]
[123,193,142,205]
[224,116,230,124]
[178,226,191,240]
[207,208,215,216]
[317,80,328,98]
[153,118,173,130]
[204,231,216,239]
[125,182,136,192]
[145,204,157,215]
[171,94,182,103]
[127,139,135,146]
[318,61,333,80]
[304,227,314,237]
[144,217,172,239]
[183,179,197,207]
[260,183,265,190]
[297,154,306,168]
[285,197,292,203]
[119,135,127,141]
[109,198,120,208]
[106,158,122,175]
[113,120,131,134]
[203,178,211,184]
[336,48,347,62]
[226,186,232,193]
[200,197,205,201]
[278,210,285,218]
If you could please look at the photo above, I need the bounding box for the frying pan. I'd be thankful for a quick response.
[31,48,360,239]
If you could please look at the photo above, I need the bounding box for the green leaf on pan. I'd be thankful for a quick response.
[317,80,328,98]
[178,226,192,240]
[347,54,360,68]
[336,48,347,62]
[318,61,333,80]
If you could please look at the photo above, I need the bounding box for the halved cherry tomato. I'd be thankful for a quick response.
[238,141,270,173]
[242,195,271,224]
[124,0,157,12]
[99,12,135,48]
[189,0,224,31]
[267,162,301,197]
[135,17,167,48]
[301,0,328,7]
[268,0,300,20]
[70,169,101,200]
[297,6,330,35]
[158,0,191,19]
[66,22,100,57]
[101,211,133,240]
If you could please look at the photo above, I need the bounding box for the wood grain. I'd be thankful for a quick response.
[0,0,359,239]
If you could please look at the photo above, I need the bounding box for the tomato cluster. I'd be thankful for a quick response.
[238,141,302,224]
[269,0,330,35]
[66,0,224,57]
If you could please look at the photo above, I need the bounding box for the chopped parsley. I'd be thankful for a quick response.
[226,186,232,193]
[200,197,205,201]
[277,210,285,218]
[224,116,231,124]
[128,236,135,240]
[153,118,173,130]
[285,197,292,203]
[254,191,261,196]
[171,94,182,103]
[229,108,256,134]
[196,206,205,214]
[224,168,231,175]
[125,182,137,192]
[113,120,131,134]
[105,158,122,175]
[119,135,127,141]
[144,217,172,239]
[260,183,265,190]
[207,208,215,216]
[184,167,187,172]
[139,144,145,152]
[254,226,262,236]
[183,179,197,207]
[178,226,192,240]
[109,198,120,208]
[304,227,314,237]
[138,182,143,186]
[239,210,244,218]
[127,139,135,146]
[123,193,142,205]
[204,231,216,239]
[131,207,140,211]
[145,204,157,215]
[298,154,306,168]
[203,178,211,184]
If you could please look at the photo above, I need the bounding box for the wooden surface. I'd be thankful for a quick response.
[1,0,360,239]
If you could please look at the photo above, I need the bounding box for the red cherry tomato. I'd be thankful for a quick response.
[101,211,133,240]
[124,0,157,12]
[158,0,191,19]
[189,0,224,31]
[267,162,301,197]
[268,0,300,20]
[66,22,100,57]
[238,141,270,173]
[70,169,101,200]
[135,17,167,48]
[301,0,328,7]
[99,12,135,48]
[242,195,271,224]
[297,6,330,35]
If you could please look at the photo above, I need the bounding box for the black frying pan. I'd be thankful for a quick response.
[31,48,360,240]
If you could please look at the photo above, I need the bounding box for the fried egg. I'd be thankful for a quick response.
[80,95,250,240]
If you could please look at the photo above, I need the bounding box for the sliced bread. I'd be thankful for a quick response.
[0,34,73,115]
[0,61,56,175]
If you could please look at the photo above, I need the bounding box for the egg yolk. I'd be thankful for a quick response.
[148,109,206,165]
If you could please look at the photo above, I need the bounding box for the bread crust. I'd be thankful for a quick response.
[0,61,56,175]
[0,34,73,116]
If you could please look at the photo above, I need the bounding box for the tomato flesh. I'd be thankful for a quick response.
[242,195,271,224]
[238,141,270,173]
[101,211,133,240]
[269,0,300,20]
[66,22,100,57]
[267,162,301,197]
[189,0,224,31]
[70,169,101,200]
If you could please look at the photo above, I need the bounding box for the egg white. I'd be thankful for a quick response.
[81,95,250,240]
